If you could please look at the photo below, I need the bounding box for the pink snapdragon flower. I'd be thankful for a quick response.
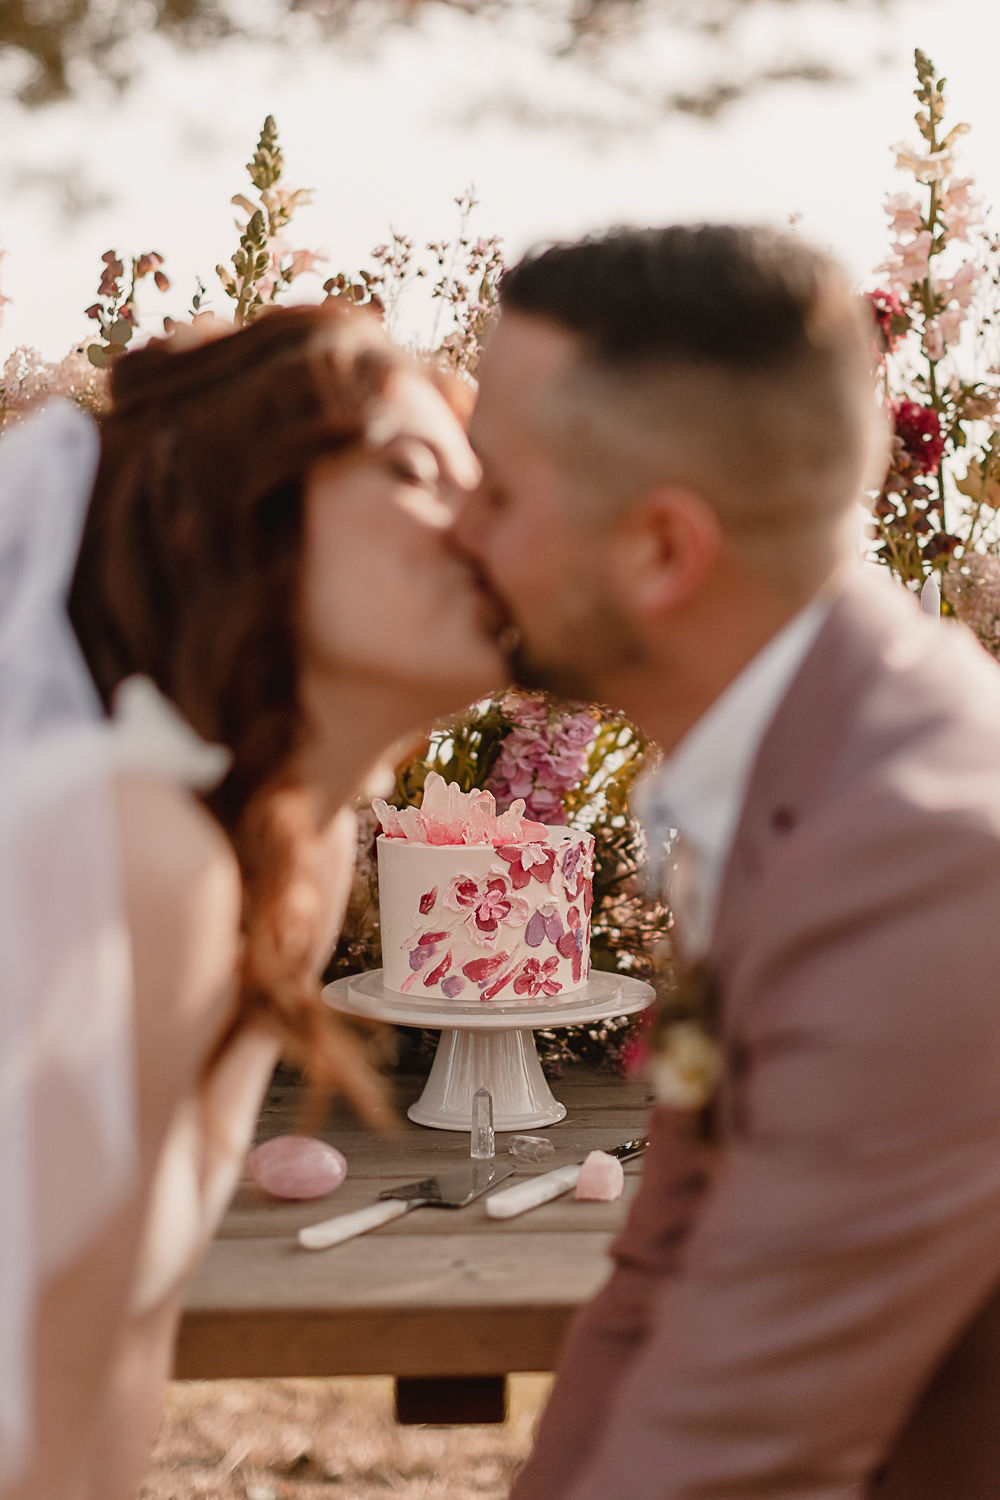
[940,263,980,309]
[886,230,932,288]
[937,305,968,349]
[893,142,954,184]
[284,247,327,281]
[885,192,923,236]
[939,177,981,242]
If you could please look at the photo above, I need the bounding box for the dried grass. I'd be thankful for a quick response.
[141,1375,551,1499]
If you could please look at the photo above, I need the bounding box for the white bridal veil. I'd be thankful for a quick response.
[0,398,232,1482]
[0,398,136,1483]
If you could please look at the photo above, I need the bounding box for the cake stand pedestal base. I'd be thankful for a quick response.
[323,969,654,1133]
[411,1025,564,1130]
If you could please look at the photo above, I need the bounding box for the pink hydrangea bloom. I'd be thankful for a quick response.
[486,696,597,824]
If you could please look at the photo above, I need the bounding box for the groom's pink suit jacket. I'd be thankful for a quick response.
[511,570,1000,1500]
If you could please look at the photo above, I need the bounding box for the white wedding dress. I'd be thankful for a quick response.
[0,401,231,1486]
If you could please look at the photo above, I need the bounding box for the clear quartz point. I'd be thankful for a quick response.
[470,1087,495,1159]
[508,1133,555,1163]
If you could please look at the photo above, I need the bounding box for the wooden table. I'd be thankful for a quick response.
[175,1063,652,1415]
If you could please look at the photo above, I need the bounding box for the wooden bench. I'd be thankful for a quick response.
[175,1063,652,1421]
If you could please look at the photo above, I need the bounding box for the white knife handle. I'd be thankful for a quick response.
[485,1164,582,1220]
[298,1198,410,1250]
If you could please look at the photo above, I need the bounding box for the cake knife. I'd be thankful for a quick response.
[298,1158,515,1250]
[485,1135,648,1220]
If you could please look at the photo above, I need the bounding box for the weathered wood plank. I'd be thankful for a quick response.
[176,1231,615,1377]
[176,1062,648,1380]
[175,1304,576,1379]
[183,1230,616,1313]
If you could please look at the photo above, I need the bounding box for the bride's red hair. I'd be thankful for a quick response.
[69,303,409,1115]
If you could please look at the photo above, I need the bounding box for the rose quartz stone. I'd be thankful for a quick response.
[249,1136,347,1200]
[574,1150,625,1202]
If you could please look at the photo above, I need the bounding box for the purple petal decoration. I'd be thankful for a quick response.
[441,974,465,998]
[544,911,564,943]
[525,910,547,948]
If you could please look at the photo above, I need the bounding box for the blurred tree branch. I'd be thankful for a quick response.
[2,0,893,110]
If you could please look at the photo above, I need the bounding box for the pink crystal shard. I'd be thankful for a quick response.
[249,1136,347,1200]
[574,1150,625,1202]
[372,773,549,848]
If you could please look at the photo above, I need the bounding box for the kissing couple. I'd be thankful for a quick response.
[6,222,1000,1500]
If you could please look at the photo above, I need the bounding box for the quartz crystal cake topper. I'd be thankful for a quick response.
[373,771,548,847]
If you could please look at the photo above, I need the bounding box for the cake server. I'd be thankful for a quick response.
[485,1135,648,1221]
[298,1159,515,1250]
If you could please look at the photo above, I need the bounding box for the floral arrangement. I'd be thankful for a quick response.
[329,694,671,1072]
[0,121,502,427]
[867,49,1000,644]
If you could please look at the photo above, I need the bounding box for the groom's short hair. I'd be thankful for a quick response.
[499,224,885,594]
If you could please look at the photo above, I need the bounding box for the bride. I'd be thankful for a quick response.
[0,304,505,1499]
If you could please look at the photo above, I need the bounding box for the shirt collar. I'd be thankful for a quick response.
[643,594,832,877]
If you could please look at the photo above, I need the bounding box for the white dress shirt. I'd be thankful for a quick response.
[640,596,832,958]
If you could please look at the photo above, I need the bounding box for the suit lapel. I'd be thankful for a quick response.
[707,571,919,1012]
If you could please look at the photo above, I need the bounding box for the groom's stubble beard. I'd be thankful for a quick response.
[508,589,646,710]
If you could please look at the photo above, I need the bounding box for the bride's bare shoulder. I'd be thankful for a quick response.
[113,772,240,938]
[112,774,244,1121]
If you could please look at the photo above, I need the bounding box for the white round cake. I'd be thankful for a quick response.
[378,827,594,1002]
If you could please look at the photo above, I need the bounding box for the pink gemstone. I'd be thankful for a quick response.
[249,1136,347,1200]
[574,1150,625,1202]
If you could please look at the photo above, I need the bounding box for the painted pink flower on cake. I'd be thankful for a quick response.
[496,841,556,889]
[556,907,587,983]
[444,872,530,947]
[513,956,562,998]
[524,906,565,948]
[560,838,592,901]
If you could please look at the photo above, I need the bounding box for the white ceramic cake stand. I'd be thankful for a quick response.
[323,969,655,1132]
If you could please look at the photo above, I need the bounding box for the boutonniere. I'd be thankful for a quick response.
[647,963,722,1113]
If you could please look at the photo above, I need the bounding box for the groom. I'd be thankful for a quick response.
[453,224,1000,1499]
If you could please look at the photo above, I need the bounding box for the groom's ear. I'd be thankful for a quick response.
[609,486,723,620]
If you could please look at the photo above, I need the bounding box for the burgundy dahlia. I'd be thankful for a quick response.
[893,399,945,475]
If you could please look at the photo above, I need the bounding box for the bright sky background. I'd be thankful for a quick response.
[4,0,1000,360]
